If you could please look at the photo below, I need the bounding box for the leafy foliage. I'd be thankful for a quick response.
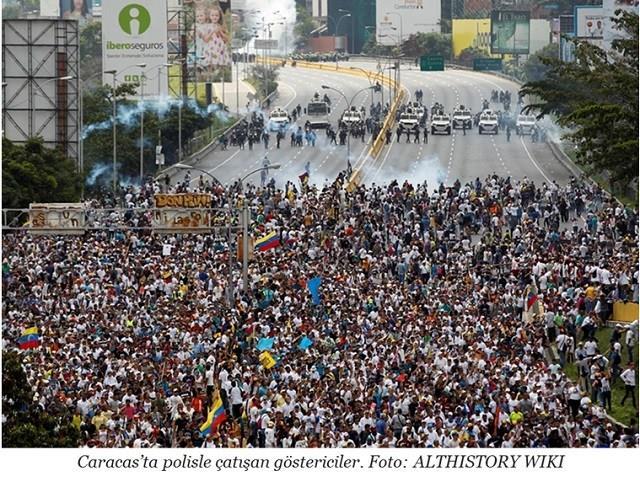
[79,21,103,83]
[523,44,559,82]
[2,138,82,208]
[361,36,397,57]
[457,46,490,66]
[401,33,452,60]
[521,11,639,191]
[2,0,39,19]
[82,82,217,186]
[294,3,318,50]
[247,64,279,99]
[2,350,79,448]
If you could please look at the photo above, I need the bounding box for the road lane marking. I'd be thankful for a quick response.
[520,136,553,184]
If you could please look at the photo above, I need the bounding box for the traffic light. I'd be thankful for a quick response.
[374,82,381,92]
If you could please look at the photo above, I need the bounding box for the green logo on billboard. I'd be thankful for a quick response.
[118,4,151,35]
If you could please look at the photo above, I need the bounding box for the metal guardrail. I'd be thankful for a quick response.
[262,54,402,191]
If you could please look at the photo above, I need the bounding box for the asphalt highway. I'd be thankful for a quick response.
[180,64,380,188]
[179,61,574,189]
[351,61,574,187]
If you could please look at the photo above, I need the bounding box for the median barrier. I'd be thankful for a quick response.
[260,56,404,191]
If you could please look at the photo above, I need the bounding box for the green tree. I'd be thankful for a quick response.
[2,4,21,18]
[523,44,559,82]
[521,11,639,194]
[361,36,396,57]
[2,138,82,208]
[81,82,219,186]
[293,3,318,50]
[2,350,79,448]
[457,46,489,66]
[402,33,452,60]
[247,64,279,99]
[79,21,102,83]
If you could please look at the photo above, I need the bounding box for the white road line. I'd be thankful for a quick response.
[207,149,241,174]
[369,136,396,184]
[520,136,552,184]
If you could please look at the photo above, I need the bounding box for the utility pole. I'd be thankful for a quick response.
[105,70,118,192]
[139,69,145,185]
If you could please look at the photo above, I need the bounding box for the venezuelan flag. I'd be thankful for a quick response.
[17,327,41,350]
[254,231,280,252]
[200,395,227,436]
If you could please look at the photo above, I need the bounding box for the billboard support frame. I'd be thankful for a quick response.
[2,19,80,169]
[167,6,198,101]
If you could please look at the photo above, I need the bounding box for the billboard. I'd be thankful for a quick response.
[102,0,168,97]
[153,194,213,232]
[185,0,232,82]
[59,0,94,26]
[491,10,530,55]
[575,5,605,38]
[376,0,441,46]
[490,10,530,55]
[603,0,639,50]
[2,19,80,166]
[29,204,86,235]
[452,19,491,57]
[530,19,551,55]
[40,0,60,16]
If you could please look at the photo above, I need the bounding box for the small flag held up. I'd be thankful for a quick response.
[307,276,322,305]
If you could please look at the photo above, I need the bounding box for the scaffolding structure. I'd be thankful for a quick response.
[2,19,80,168]
[167,6,198,100]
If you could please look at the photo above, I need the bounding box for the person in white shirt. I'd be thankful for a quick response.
[567,384,581,418]
[625,328,636,363]
[230,381,244,420]
[584,339,598,357]
[620,363,637,409]
[556,331,571,367]
[205,364,215,400]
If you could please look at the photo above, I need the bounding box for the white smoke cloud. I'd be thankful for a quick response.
[364,153,446,191]
[238,0,297,55]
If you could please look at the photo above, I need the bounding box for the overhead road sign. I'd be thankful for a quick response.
[420,55,444,71]
[473,58,503,71]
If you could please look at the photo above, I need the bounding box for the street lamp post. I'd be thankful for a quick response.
[349,66,384,113]
[338,8,354,54]
[386,11,403,99]
[75,72,103,199]
[104,64,149,193]
[239,164,281,293]
[170,58,186,164]
[322,84,374,172]
[336,12,352,54]
[173,164,234,304]
[137,63,147,185]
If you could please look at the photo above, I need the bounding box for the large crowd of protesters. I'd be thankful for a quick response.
[2,171,639,448]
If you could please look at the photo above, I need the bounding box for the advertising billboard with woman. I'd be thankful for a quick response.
[60,0,94,27]
[187,0,232,82]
